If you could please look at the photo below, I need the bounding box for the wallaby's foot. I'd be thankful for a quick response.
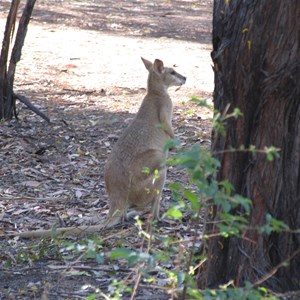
[75,213,125,228]
[102,212,126,228]
[126,210,143,220]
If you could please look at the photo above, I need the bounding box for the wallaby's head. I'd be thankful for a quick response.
[141,57,186,90]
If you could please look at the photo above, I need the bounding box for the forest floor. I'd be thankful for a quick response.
[0,0,213,299]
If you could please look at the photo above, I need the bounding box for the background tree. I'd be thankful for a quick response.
[201,0,300,293]
[0,0,49,122]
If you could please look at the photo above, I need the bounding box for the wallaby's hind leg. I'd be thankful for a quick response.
[128,150,167,219]
[104,159,132,226]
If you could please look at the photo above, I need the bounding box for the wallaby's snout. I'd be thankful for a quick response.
[171,70,186,86]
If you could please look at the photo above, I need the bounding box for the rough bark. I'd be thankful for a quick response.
[201,0,300,292]
[0,0,46,121]
[0,0,20,119]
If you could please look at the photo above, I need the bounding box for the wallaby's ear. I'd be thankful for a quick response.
[141,57,153,71]
[153,59,164,74]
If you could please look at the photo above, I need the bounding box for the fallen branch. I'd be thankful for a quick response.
[8,215,129,239]
[0,195,73,202]
[14,93,50,122]
[9,224,108,239]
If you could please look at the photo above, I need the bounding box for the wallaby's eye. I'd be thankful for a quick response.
[170,70,176,75]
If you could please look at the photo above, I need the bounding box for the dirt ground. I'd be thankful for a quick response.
[0,1,213,299]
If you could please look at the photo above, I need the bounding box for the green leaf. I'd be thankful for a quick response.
[266,152,274,161]
[110,248,133,260]
[164,138,180,152]
[86,294,97,300]
[127,254,140,266]
[184,190,199,211]
[233,194,252,213]
[83,249,97,259]
[96,254,104,264]
[264,146,280,161]
[219,180,233,195]
[169,182,183,191]
[142,167,150,174]
[185,109,195,115]
[177,272,185,285]
[222,201,232,213]
[163,206,183,219]
[233,107,243,118]
[187,288,203,300]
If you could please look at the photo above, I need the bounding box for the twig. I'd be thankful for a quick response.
[46,264,131,273]
[14,93,50,122]
[251,247,300,288]
[182,206,203,299]
[130,271,143,300]
[130,215,155,300]
[63,88,96,94]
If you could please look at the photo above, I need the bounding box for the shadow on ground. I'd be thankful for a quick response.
[0,84,212,299]
[0,0,212,43]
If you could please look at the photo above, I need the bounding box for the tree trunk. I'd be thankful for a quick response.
[0,0,36,120]
[201,0,300,292]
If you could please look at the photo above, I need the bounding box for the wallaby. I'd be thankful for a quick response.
[104,57,186,227]
[11,58,186,238]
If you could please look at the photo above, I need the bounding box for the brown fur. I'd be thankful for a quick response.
[104,58,186,226]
